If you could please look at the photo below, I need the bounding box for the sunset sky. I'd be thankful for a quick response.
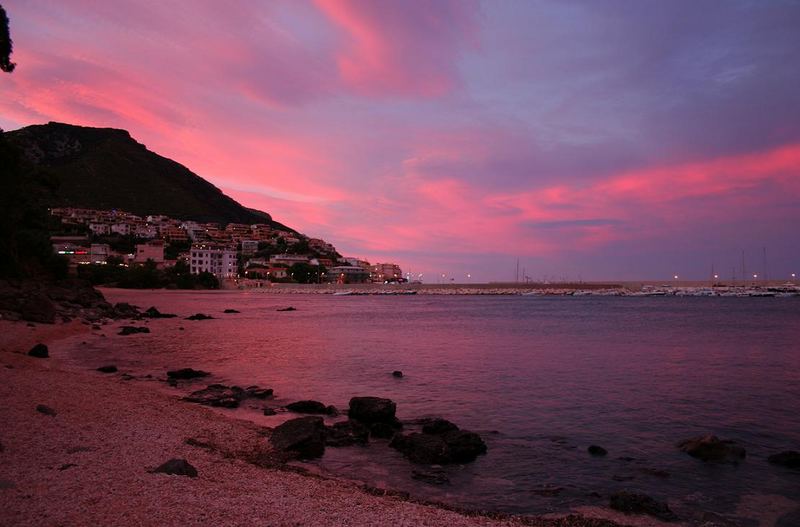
[2,1,799,281]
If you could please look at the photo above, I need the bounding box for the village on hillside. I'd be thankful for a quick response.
[48,207,405,287]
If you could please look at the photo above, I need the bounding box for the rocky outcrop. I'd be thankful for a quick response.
[167,368,210,380]
[0,279,120,324]
[96,365,118,373]
[27,343,49,358]
[677,435,746,463]
[151,458,197,477]
[609,491,677,521]
[286,400,335,415]
[223,309,240,314]
[143,306,177,318]
[768,451,800,469]
[186,313,214,320]
[588,445,608,456]
[348,397,397,424]
[390,418,487,464]
[324,420,369,447]
[183,384,273,408]
[392,370,403,378]
[276,307,296,312]
[270,416,326,459]
[21,294,56,324]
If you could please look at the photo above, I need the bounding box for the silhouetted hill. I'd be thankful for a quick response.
[4,122,292,229]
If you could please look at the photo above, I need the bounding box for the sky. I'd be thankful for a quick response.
[2,0,799,282]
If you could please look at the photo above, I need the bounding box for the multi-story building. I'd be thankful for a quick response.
[370,262,403,283]
[134,240,165,264]
[269,254,310,267]
[240,239,259,256]
[189,243,237,279]
[328,265,370,284]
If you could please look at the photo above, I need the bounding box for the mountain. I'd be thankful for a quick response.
[3,122,292,229]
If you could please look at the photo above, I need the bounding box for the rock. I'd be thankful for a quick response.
[677,435,746,463]
[27,343,49,358]
[369,421,400,439]
[223,309,240,313]
[270,416,326,459]
[588,445,608,456]
[167,368,210,380]
[609,491,677,521]
[112,302,140,318]
[244,386,274,399]
[390,433,450,464]
[36,404,57,417]
[286,400,331,415]
[21,294,56,324]
[768,451,800,469]
[96,365,118,373]
[276,307,296,312]
[118,326,150,336]
[442,430,487,462]
[392,370,403,378]
[143,306,177,318]
[185,313,214,320]
[184,384,243,408]
[412,469,450,485]
[422,418,459,435]
[263,407,277,416]
[152,458,198,477]
[348,396,397,424]
[325,420,369,447]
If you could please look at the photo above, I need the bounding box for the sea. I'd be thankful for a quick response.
[60,290,800,526]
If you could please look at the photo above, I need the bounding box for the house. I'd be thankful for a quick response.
[189,243,237,279]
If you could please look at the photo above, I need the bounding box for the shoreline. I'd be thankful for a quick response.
[0,319,640,527]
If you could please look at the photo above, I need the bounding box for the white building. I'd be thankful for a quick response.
[269,254,310,266]
[134,240,165,264]
[110,222,131,236]
[89,222,110,235]
[190,243,237,279]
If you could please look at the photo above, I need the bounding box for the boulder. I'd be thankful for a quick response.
[677,435,746,463]
[768,451,800,469]
[244,386,274,399]
[390,425,487,464]
[325,420,369,447]
[118,326,150,336]
[286,400,331,415]
[588,445,608,456]
[223,309,240,314]
[390,433,450,464]
[270,416,326,459]
[96,365,118,373]
[143,306,177,318]
[422,418,459,435]
[442,430,488,462]
[184,384,243,408]
[152,458,197,477]
[185,313,214,320]
[27,343,49,358]
[276,307,296,312]
[21,294,56,324]
[111,302,140,319]
[369,422,400,439]
[392,370,403,378]
[167,368,210,380]
[348,396,397,424]
[609,491,677,521]
[36,404,57,417]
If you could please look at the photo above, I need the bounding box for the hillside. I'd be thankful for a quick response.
[4,122,291,229]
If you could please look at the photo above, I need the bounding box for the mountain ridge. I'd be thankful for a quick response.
[4,121,293,230]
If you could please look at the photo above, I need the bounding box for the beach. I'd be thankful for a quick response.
[0,319,642,527]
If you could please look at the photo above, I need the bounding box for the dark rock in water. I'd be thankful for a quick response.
[36,404,57,417]
[22,294,56,324]
[263,407,277,416]
[270,416,326,459]
[152,458,198,477]
[588,445,608,456]
[118,326,150,336]
[223,309,240,314]
[167,378,178,387]
[96,365,118,373]
[412,469,450,485]
[442,430,487,462]
[167,368,210,380]
[369,421,400,439]
[143,306,177,318]
[348,396,397,424]
[422,418,459,435]
[768,451,800,469]
[27,343,49,358]
[276,307,297,312]
[392,370,403,378]
[609,491,677,521]
[244,386,273,399]
[184,384,243,408]
[677,435,746,463]
[325,420,369,447]
[286,400,330,414]
[325,405,339,417]
[185,313,214,320]
[390,433,449,464]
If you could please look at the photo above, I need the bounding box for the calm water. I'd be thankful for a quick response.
[62,291,800,525]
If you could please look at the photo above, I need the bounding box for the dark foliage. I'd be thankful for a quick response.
[1,5,15,73]
[77,259,219,290]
